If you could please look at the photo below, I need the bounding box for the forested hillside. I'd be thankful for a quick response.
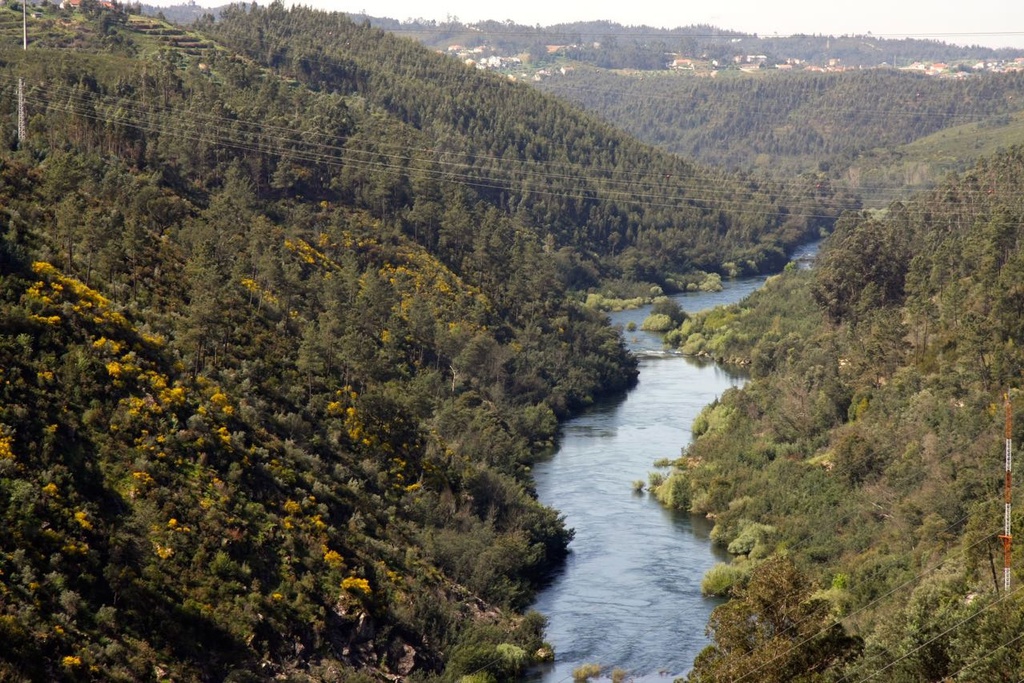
[193,3,855,282]
[137,6,1023,70]
[3,2,856,289]
[145,7,1024,207]
[0,0,864,679]
[362,14,1024,199]
[652,146,1024,681]
[535,67,1024,196]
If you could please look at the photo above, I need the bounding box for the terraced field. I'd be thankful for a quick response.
[0,5,216,60]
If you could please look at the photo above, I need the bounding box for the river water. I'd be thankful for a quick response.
[528,251,816,681]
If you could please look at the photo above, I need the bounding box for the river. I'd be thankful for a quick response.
[529,245,817,682]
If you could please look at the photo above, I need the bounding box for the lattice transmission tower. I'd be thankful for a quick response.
[17,0,27,146]
[999,393,1013,591]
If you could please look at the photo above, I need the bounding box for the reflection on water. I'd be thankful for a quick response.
[527,258,816,681]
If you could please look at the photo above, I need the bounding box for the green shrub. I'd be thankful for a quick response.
[699,273,723,292]
[726,521,776,558]
[680,332,707,355]
[651,297,687,325]
[495,643,527,676]
[511,610,546,653]
[573,663,602,681]
[701,562,749,597]
[691,411,710,438]
[640,313,675,332]
[459,674,497,683]
[448,643,500,680]
[652,471,690,510]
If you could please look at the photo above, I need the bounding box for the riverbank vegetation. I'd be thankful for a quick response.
[655,146,1024,680]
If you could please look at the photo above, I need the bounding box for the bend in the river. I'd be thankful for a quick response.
[528,243,818,682]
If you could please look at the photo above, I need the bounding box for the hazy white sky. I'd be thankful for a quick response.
[277,0,1024,50]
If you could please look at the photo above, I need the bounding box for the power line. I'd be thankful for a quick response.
[4,74,867,222]
[5,62,1019,240]
[6,35,1015,214]
[730,517,984,683]
[4,24,1022,225]
[942,629,1024,682]
[849,583,1024,683]
[34,80,983,201]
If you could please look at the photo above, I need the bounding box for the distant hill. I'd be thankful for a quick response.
[364,16,1020,70]
[531,66,1024,204]
[139,1,224,24]
[842,108,1024,203]
[356,13,1024,202]
[142,7,1020,68]
[136,7,1024,203]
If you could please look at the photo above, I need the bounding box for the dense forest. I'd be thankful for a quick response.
[195,4,857,282]
[652,146,1024,681]
[0,1,862,680]
[75,4,858,284]
[147,8,1024,202]
[535,67,1024,190]
[351,11,1024,207]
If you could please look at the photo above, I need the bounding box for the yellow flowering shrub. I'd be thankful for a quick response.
[323,549,344,569]
[74,511,92,530]
[341,577,371,594]
[0,430,14,461]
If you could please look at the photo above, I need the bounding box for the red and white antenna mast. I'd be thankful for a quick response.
[999,393,1013,591]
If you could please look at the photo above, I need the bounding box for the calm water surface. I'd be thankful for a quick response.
[528,253,816,682]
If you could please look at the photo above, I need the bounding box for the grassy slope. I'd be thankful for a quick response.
[847,109,1024,205]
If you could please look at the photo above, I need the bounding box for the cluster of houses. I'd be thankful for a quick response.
[670,53,1024,76]
[444,45,513,69]
[900,58,1024,76]
[446,39,1024,80]
[60,0,118,9]
[0,0,118,11]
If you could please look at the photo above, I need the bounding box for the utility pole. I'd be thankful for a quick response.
[999,393,1013,591]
